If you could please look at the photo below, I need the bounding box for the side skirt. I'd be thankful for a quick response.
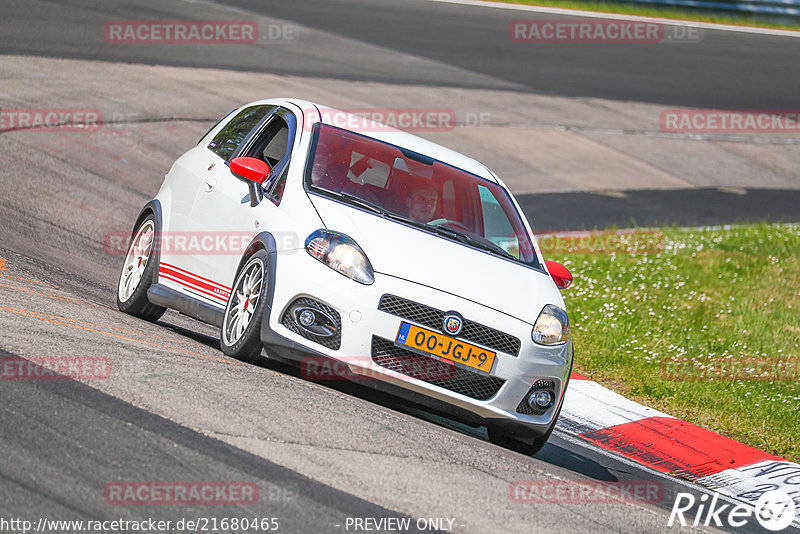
[147,283,224,328]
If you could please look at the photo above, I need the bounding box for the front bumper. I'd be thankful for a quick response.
[261,248,573,436]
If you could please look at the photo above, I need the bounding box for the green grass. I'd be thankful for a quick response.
[543,223,800,462]
[494,0,800,30]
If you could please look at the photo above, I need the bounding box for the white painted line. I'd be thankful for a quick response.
[427,0,800,37]
[559,379,673,434]
[697,460,800,528]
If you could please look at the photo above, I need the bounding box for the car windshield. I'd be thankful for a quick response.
[305,124,539,267]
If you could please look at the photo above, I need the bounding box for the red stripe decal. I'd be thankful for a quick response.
[579,416,783,477]
[159,265,230,299]
[159,266,224,296]
[158,272,228,303]
[158,266,230,298]
[160,262,231,291]
[570,372,588,380]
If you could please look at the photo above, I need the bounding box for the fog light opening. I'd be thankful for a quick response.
[529,389,554,410]
[292,305,338,338]
[299,309,315,327]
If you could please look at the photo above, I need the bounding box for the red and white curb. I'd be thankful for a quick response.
[560,372,800,518]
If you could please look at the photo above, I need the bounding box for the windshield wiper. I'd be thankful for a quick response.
[465,235,518,261]
[383,213,471,245]
[312,186,386,215]
[339,191,386,214]
[383,212,446,235]
[439,226,518,261]
[385,214,519,262]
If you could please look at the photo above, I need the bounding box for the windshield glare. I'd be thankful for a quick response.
[306,124,538,267]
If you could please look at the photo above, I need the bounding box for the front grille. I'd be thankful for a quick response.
[378,294,521,356]
[516,379,557,416]
[281,297,342,350]
[371,336,505,401]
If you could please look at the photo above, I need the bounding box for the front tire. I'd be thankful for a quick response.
[220,250,269,363]
[487,425,548,456]
[117,214,166,322]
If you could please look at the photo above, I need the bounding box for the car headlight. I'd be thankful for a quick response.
[305,229,374,285]
[531,304,569,346]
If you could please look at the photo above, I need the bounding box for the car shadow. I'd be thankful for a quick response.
[155,315,620,483]
[157,320,221,350]
[241,340,620,482]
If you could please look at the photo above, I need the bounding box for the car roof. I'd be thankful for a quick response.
[242,97,499,184]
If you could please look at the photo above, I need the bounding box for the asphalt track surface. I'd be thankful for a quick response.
[0,254,737,533]
[0,347,420,532]
[2,0,799,227]
[2,0,799,109]
[1,0,798,533]
[518,188,800,231]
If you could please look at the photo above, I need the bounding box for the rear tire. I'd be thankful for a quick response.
[220,250,269,363]
[116,214,166,322]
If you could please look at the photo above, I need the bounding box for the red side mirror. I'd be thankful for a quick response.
[230,157,270,184]
[545,260,572,289]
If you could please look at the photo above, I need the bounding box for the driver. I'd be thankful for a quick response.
[404,181,438,223]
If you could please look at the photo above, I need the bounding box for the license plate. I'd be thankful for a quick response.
[395,322,496,373]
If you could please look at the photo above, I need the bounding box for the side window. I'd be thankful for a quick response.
[248,115,290,167]
[207,105,273,161]
[247,109,296,206]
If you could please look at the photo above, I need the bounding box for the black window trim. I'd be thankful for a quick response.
[266,161,290,206]
[197,108,235,145]
[206,104,275,161]
[222,106,297,204]
[227,105,278,163]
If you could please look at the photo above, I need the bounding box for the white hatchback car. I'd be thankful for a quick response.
[117,98,574,454]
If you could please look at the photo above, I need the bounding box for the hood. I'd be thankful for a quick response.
[308,194,564,325]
